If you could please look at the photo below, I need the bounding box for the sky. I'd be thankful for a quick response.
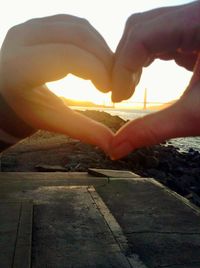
[0,0,194,107]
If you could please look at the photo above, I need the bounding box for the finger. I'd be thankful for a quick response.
[118,18,183,74]
[26,14,82,23]
[111,65,142,102]
[118,1,200,73]
[27,14,112,53]
[158,52,197,71]
[183,54,200,96]
[19,18,113,81]
[112,6,178,102]
[8,44,110,92]
[8,85,114,153]
[109,92,200,160]
[116,6,178,57]
[174,53,197,71]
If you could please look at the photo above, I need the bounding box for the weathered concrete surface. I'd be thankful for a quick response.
[0,200,32,268]
[0,172,108,199]
[96,179,200,268]
[31,186,133,268]
[0,172,200,268]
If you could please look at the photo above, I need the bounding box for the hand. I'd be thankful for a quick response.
[0,15,114,152]
[112,1,200,102]
[109,2,200,159]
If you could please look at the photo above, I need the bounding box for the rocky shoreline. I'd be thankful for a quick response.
[1,109,200,207]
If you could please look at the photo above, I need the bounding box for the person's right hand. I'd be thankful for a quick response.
[0,15,114,153]
[112,1,200,102]
[109,1,200,160]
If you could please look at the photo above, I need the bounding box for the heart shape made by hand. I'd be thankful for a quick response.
[1,10,200,160]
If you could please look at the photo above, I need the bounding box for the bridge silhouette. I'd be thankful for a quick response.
[112,88,166,110]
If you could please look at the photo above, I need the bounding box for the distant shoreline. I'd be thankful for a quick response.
[61,96,177,111]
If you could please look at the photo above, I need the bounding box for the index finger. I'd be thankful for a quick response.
[116,5,183,72]
[111,4,188,102]
[13,16,113,89]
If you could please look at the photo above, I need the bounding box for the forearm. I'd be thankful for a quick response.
[0,93,36,152]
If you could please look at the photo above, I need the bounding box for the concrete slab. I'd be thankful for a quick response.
[0,172,108,199]
[31,186,134,268]
[0,200,32,268]
[88,168,140,178]
[96,179,200,268]
[1,172,200,268]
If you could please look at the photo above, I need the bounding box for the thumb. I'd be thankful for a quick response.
[110,55,200,160]
[109,94,199,160]
[109,55,200,159]
[4,85,114,153]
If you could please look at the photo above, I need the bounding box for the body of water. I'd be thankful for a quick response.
[73,106,200,152]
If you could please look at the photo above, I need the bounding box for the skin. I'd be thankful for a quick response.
[1,5,200,159]
[0,14,114,153]
[109,0,200,160]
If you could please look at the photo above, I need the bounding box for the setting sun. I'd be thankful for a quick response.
[48,74,111,105]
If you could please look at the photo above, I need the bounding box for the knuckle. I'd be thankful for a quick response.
[25,18,37,24]
[79,17,90,25]
[124,14,145,44]
[49,14,80,21]
[52,14,71,20]
[127,22,144,44]
[4,24,25,45]
[6,25,20,37]
[76,23,93,42]
[126,13,141,29]
[25,14,85,24]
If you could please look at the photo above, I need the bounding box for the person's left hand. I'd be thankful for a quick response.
[0,15,114,153]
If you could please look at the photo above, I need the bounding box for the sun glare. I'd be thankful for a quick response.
[48,74,111,105]
[48,60,192,108]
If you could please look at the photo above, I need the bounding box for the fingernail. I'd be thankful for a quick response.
[132,70,141,86]
[109,141,133,160]
[144,57,151,67]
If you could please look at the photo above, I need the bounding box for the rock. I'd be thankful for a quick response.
[146,169,166,179]
[144,156,159,169]
[159,160,172,172]
[78,110,126,131]
[188,148,197,154]
[190,167,200,177]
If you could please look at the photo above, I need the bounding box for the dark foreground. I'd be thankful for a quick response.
[1,110,200,207]
[1,172,200,268]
